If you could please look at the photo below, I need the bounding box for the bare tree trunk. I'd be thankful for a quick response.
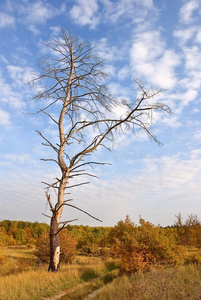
[48,213,60,272]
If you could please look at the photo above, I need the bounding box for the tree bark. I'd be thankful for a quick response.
[48,213,60,272]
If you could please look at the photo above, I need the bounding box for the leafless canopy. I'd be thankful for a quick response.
[31,29,171,224]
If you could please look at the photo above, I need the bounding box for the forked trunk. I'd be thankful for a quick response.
[48,214,60,272]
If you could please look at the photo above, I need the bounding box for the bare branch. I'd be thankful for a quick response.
[55,218,79,235]
[59,218,78,224]
[58,203,103,222]
[65,181,90,189]
[69,173,100,179]
[45,191,54,212]
[31,29,170,270]
[40,109,59,124]
[42,213,51,218]
[36,130,59,153]
[42,180,60,189]
[71,161,111,172]
[41,158,59,166]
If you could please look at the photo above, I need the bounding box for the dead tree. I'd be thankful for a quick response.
[31,29,170,271]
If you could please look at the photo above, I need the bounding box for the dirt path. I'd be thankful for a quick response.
[43,281,94,300]
[43,271,117,300]
[86,286,103,299]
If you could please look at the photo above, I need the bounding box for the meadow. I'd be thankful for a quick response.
[0,246,201,300]
[0,246,118,300]
[1,215,201,299]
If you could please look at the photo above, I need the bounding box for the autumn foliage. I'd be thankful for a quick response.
[35,230,77,264]
[110,216,183,274]
[0,214,200,273]
[175,213,201,246]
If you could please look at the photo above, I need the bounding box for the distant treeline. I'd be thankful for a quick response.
[0,214,201,251]
[0,220,49,246]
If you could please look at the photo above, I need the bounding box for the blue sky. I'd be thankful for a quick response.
[0,0,201,227]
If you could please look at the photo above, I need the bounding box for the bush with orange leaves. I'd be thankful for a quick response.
[111,216,184,274]
[35,229,77,264]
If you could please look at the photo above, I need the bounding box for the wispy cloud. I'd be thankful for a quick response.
[64,150,201,226]
[70,0,99,29]
[130,30,180,89]
[174,26,201,45]
[0,12,15,28]
[0,72,25,109]
[179,0,200,24]
[0,54,8,64]
[7,65,34,87]
[0,109,11,126]
[70,0,156,29]
[19,0,66,34]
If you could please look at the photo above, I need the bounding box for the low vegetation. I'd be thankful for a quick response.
[93,264,201,300]
[110,216,184,274]
[0,247,118,300]
[0,214,201,299]
[35,230,77,264]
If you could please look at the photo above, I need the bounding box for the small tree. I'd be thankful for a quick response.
[175,213,201,246]
[111,216,183,274]
[35,230,77,264]
[31,29,170,271]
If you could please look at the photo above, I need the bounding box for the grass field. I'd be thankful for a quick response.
[92,264,201,300]
[0,246,119,300]
[0,246,201,300]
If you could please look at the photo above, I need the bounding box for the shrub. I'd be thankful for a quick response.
[111,216,184,274]
[35,229,77,264]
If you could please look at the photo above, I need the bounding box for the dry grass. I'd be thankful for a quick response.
[1,246,201,300]
[0,247,114,300]
[0,265,81,300]
[93,264,201,300]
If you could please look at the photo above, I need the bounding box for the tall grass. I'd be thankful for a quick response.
[0,247,112,300]
[93,265,201,300]
[0,266,80,300]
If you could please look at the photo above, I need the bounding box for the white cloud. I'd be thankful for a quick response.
[190,149,201,158]
[0,109,11,126]
[0,55,8,64]
[7,65,34,87]
[130,30,180,89]
[193,131,201,141]
[23,1,59,24]
[65,151,201,226]
[196,30,201,43]
[180,0,200,24]
[3,153,31,164]
[184,46,201,70]
[193,107,200,113]
[50,26,61,37]
[19,1,65,34]
[70,0,155,29]
[117,66,130,81]
[0,72,25,109]
[70,0,99,29]
[101,0,155,24]
[0,12,15,28]
[95,37,125,61]
[174,26,197,44]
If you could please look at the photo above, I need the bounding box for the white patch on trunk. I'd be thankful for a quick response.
[53,246,60,269]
